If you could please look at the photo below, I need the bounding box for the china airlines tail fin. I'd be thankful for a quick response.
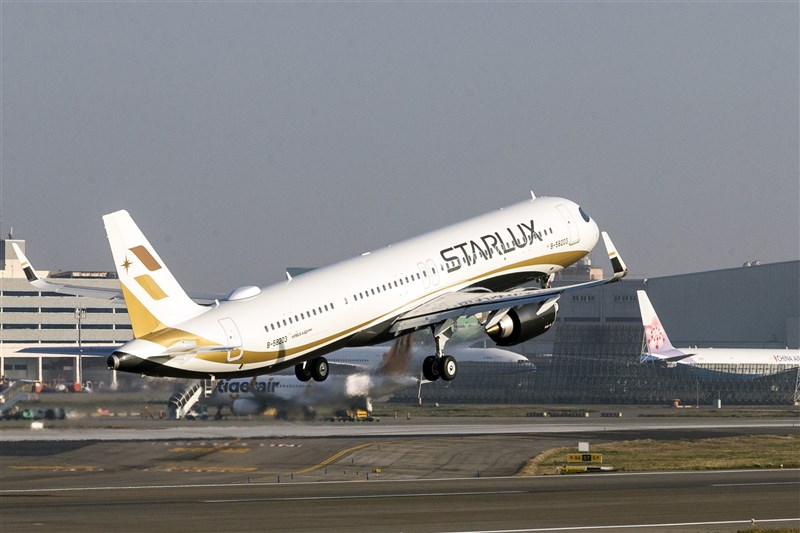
[636,291,689,362]
[103,210,207,338]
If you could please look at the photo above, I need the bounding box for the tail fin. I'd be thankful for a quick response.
[636,290,679,358]
[376,333,415,376]
[103,210,205,338]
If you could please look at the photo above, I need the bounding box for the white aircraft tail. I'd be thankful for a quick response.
[636,290,685,362]
[103,210,206,338]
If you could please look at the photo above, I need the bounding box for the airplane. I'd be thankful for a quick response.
[13,193,627,383]
[637,290,800,373]
[210,337,535,417]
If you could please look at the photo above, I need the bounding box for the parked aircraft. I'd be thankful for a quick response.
[14,193,626,382]
[637,290,800,373]
[210,336,533,416]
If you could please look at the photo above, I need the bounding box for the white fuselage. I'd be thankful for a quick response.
[638,290,800,375]
[659,348,800,368]
[210,344,532,414]
[119,196,599,377]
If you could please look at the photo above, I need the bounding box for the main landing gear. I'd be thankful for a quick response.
[422,354,457,381]
[422,321,457,382]
[295,357,329,382]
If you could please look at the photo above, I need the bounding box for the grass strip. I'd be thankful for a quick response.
[517,434,800,476]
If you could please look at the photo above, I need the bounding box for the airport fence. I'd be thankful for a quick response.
[391,325,798,405]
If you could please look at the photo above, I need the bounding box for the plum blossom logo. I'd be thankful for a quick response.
[645,318,667,351]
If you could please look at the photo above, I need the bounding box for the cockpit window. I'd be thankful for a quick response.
[579,206,591,223]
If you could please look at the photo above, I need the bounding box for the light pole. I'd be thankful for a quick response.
[75,307,86,386]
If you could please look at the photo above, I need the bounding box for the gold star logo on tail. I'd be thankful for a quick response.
[121,257,133,274]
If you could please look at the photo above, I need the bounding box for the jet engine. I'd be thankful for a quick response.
[231,398,261,416]
[485,302,558,346]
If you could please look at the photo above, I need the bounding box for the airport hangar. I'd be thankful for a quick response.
[1,236,798,402]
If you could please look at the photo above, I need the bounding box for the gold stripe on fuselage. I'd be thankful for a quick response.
[188,248,589,367]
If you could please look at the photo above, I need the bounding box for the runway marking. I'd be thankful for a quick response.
[202,490,526,504]
[293,442,372,475]
[169,447,250,454]
[11,466,102,472]
[3,468,798,494]
[167,438,249,454]
[149,466,257,473]
[442,517,800,533]
[711,481,800,487]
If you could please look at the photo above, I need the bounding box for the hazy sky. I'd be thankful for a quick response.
[2,2,798,293]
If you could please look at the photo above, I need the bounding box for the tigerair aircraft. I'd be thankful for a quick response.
[13,193,627,382]
[210,335,534,417]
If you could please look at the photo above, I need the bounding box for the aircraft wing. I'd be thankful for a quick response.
[12,344,120,357]
[11,243,223,304]
[391,232,627,333]
[326,361,372,374]
[641,351,695,364]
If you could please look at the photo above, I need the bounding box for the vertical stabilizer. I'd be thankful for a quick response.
[103,210,205,338]
[636,290,680,358]
[376,334,415,376]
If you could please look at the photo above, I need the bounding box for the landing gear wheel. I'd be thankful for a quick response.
[422,355,440,381]
[439,355,457,381]
[310,357,329,382]
[295,363,312,382]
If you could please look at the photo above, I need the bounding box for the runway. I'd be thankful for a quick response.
[2,415,799,531]
[2,415,798,441]
[0,417,800,532]
[2,469,798,532]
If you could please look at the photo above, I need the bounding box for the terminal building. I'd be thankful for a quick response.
[0,238,131,387]
[1,236,798,403]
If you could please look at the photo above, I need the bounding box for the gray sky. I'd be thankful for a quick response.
[2,2,798,294]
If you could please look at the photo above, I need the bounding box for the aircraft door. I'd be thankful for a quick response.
[426,259,440,286]
[219,317,244,362]
[418,262,431,289]
[556,204,580,244]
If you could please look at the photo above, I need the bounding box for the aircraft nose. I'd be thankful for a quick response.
[589,217,600,246]
[577,205,599,247]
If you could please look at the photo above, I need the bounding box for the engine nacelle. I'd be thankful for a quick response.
[231,398,261,416]
[485,302,558,346]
